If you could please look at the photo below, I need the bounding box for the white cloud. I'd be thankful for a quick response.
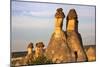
[29,11,54,17]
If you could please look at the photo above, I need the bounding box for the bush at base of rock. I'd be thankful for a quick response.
[32,56,53,65]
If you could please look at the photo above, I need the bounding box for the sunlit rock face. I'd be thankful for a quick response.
[46,32,75,63]
[46,8,74,63]
[54,8,65,38]
[46,8,88,63]
[66,9,88,62]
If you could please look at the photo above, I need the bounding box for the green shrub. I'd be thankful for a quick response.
[32,56,53,65]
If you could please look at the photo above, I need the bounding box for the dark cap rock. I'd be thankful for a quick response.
[56,8,63,12]
[67,9,77,20]
[55,8,65,18]
[36,42,45,48]
[27,42,34,48]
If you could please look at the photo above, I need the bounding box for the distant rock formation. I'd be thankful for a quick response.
[46,8,74,63]
[66,9,88,62]
[27,42,34,55]
[34,42,45,58]
[14,42,46,66]
[23,42,34,65]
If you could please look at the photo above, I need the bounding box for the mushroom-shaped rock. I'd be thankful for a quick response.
[66,9,88,62]
[27,42,34,55]
[35,42,45,58]
[54,8,65,38]
[22,42,34,65]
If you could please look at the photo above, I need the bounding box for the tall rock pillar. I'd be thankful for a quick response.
[46,8,73,63]
[54,8,65,38]
[66,9,88,62]
[23,42,34,65]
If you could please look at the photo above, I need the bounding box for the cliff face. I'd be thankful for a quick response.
[46,8,88,63]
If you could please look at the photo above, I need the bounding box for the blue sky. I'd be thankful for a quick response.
[11,0,95,52]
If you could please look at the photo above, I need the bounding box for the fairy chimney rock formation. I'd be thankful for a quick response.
[23,42,34,65]
[54,8,65,38]
[35,42,45,58]
[27,42,34,55]
[66,9,78,32]
[46,8,74,63]
[66,9,88,62]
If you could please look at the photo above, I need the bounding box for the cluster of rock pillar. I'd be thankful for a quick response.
[23,42,45,64]
[46,8,88,63]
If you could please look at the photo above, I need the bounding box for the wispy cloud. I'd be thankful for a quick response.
[12,16,54,29]
[28,11,54,17]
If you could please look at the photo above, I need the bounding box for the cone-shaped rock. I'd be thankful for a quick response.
[46,8,74,63]
[66,9,88,62]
